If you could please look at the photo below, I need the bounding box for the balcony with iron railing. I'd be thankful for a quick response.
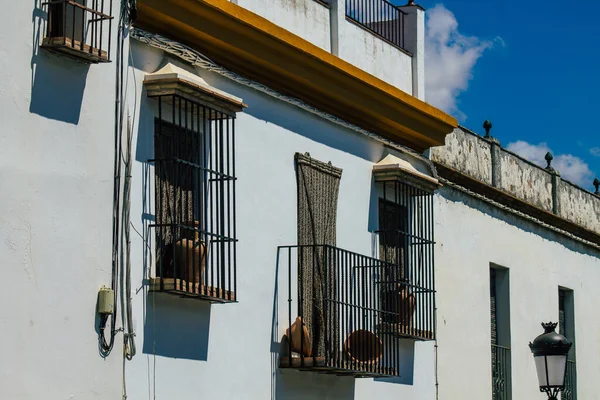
[278,244,435,377]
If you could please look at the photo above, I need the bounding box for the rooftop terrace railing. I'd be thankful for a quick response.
[345,0,406,49]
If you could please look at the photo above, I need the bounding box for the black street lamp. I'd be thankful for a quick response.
[529,322,572,400]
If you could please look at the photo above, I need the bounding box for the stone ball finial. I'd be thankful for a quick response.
[544,152,559,175]
[545,152,553,167]
[483,120,492,138]
[407,0,415,4]
[594,178,600,195]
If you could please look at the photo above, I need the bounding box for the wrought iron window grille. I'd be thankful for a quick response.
[41,0,113,63]
[374,178,436,342]
[148,93,237,303]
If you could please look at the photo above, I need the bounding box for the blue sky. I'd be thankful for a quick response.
[416,0,600,189]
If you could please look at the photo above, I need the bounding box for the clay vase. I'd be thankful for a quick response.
[382,283,416,326]
[343,329,383,365]
[286,316,312,357]
[173,221,206,284]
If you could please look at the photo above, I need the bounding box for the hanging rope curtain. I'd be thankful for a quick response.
[295,152,342,359]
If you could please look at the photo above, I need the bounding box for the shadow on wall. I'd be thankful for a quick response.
[197,69,381,163]
[143,293,211,361]
[275,370,355,400]
[440,187,600,259]
[374,339,415,385]
[30,0,89,125]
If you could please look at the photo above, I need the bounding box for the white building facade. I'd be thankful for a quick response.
[1,1,598,399]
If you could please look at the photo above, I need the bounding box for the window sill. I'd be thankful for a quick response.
[279,356,398,378]
[41,36,109,63]
[149,277,236,303]
[376,322,434,341]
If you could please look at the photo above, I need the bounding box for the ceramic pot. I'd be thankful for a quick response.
[381,283,416,325]
[173,221,206,284]
[286,316,312,357]
[343,329,383,364]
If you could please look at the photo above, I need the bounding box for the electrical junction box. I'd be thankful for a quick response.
[97,286,114,315]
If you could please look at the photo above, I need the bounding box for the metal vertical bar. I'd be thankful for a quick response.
[323,246,328,367]
[429,191,434,336]
[80,0,85,51]
[232,117,237,299]
[200,105,207,288]
[208,107,214,292]
[157,97,163,289]
[287,247,292,366]
[219,113,226,298]
[99,0,104,56]
[107,0,112,59]
[71,2,76,48]
[94,0,98,52]
[226,115,232,299]
[170,96,178,289]
[184,99,192,292]
[341,248,346,371]
[299,246,305,367]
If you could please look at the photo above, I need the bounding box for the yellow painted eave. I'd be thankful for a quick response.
[135,0,458,151]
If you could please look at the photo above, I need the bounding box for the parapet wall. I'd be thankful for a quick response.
[431,127,600,241]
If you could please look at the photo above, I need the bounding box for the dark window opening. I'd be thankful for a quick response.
[491,267,511,400]
[559,289,577,400]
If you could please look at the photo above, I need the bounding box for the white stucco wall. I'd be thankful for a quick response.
[338,19,412,94]
[0,2,122,399]
[435,187,600,400]
[123,40,434,399]
[235,0,331,52]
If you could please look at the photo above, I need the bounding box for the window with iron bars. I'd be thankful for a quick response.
[41,0,113,63]
[491,267,512,400]
[149,94,237,303]
[559,289,577,400]
[375,179,436,341]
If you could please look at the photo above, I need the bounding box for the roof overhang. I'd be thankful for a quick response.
[135,0,458,152]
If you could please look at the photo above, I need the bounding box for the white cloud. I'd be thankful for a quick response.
[590,147,600,157]
[425,5,500,120]
[507,141,594,187]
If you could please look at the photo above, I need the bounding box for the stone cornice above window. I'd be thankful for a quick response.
[373,154,441,193]
[144,63,247,115]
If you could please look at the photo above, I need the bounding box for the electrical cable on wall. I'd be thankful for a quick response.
[100,0,138,360]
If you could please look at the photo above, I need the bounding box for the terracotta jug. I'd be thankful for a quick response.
[286,316,312,357]
[173,221,206,284]
[382,282,416,326]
